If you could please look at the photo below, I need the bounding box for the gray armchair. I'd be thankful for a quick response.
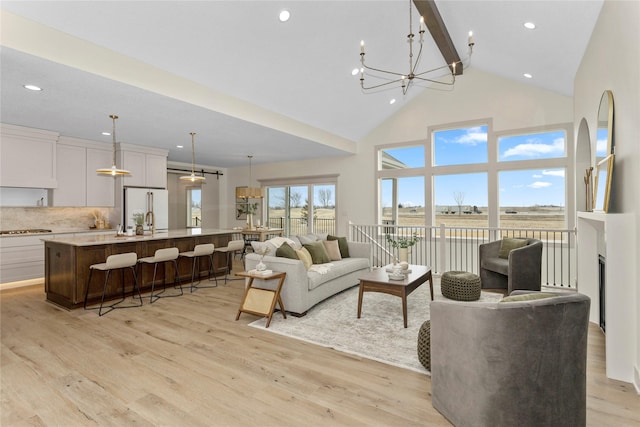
[431,291,590,427]
[479,238,542,294]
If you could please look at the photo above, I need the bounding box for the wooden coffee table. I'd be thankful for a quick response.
[357,265,433,328]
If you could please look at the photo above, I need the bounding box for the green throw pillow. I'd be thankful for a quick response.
[328,235,350,258]
[498,238,528,259]
[303,241,331,264]
[275,242,298,260]
[499,292,558,303]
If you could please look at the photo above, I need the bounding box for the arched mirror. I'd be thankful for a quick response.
[596,90,614,157]
[576,118,592,211]
[593,90,615,212]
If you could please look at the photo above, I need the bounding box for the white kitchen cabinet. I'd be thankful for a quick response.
[118,143,168,188]
[86,148,115,206]
[53,137,114,207]
[53,144,86,206]
[0,124,58,188]
[0,235,46,283]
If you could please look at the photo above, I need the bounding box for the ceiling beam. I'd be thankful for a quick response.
[413,0,462,75]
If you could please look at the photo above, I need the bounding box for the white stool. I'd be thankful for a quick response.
[214,239,245,283]
[84,252,142,316]
[179,243,218,292]
[138,247,181,303]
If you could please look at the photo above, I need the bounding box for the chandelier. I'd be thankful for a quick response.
[358,0,474,95]
[180,132,206,182]
[235,155,264,199]
[96,114,131,176]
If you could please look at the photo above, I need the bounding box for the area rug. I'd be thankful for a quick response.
[248,283,503,374]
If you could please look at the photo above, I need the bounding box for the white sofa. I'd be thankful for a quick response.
[244,238,371,316]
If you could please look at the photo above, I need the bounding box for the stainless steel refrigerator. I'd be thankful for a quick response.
[123,187,169,231]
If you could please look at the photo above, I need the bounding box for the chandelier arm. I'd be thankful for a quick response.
[413,74,456,86]
[361,63,407,78]
[410,39,424,76]
[361,78,406,91]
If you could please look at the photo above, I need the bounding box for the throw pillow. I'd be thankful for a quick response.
[251,241,276,256]
[498,238,528,259]
[303,241,331,264]
[295,247,313,270]
[276,242,298,260]
[322,239,342,261]
[328,235,350,258]
[499,292,558,303]
[297,233,319,245]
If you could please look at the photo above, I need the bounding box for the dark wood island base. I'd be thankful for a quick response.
[43,229,236,309]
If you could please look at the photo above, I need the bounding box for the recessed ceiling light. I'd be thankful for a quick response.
[351,68,359,76]
[524,22,536,30]
[389,99,396,105]
[23,84,42,91]
[176,145,184,149]
[524,73,533,79]
[101,132,111,136]
[279,9,290,22]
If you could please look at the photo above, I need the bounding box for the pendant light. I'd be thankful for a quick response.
[180,132,206,182]
[96,114,131,176]
[235,155,264,199]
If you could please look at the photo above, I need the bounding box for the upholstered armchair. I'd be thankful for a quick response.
[479,238,542,294]
[430,291,590,427]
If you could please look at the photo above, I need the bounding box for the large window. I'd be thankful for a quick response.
[376,121,572,230]
[265,180,336,236]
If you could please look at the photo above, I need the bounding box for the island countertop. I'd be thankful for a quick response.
[40,228,238,246]
[43,228,238,309]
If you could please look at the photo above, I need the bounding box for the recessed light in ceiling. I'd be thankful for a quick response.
[279,10,290,22]
[23,84,42,91]
[524,22,536,30]
[351,68,359,76]
[524,73,533,79]
[389,99,396,105]
[101,132,111,136]
[176,145,184,149]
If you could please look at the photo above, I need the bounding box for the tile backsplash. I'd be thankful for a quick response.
[0,207,117,232]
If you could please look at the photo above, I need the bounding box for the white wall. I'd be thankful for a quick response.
[224,68,573,237]
[574,0,640,389]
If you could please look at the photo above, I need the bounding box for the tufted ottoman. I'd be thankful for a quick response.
[417,320,431,370]
[441,271,481,301]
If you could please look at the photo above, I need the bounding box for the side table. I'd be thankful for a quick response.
[235,270,287,327]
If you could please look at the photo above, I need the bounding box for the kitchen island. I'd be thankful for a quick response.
[42,229,237,309]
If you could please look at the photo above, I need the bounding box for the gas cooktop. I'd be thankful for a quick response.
[0,229,52,235]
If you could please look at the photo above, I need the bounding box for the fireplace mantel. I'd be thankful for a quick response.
[577,212,636,383]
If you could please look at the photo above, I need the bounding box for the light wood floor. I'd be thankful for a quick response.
[2,265,639,426]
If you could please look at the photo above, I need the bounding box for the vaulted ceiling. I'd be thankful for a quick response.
[0,1,603,168]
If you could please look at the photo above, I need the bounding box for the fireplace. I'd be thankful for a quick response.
[598,255,605,332]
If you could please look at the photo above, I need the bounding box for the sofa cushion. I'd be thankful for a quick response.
[304,241,331,264]
[297,233,320,244]
[500,292,558,303]
[276,242,298,259]
[498,238,528,259]
[322,240,342,261]
[295,247,313,270]
[307,257,370,290]
[251,241,277,256]
[328,235,350,258]
[481,256,509,275]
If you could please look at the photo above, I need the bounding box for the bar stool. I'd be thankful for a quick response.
[83,252,142,316]
[179,243,218,292]
[214,239,245,283]
[138,247,182,303]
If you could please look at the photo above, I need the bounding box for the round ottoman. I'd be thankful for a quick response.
[417,320,431,370]
[441,271,481,301]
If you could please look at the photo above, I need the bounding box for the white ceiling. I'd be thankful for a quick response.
[0,1,603,168]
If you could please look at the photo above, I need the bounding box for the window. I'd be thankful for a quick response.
[379,146,425,169]
[434,173,488,227]
[265,180,337,236]
[186,188,201,228]
[498,130,566,162]
[433,125,488,166]
[498,169,565,229]
[380,176,425,226]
